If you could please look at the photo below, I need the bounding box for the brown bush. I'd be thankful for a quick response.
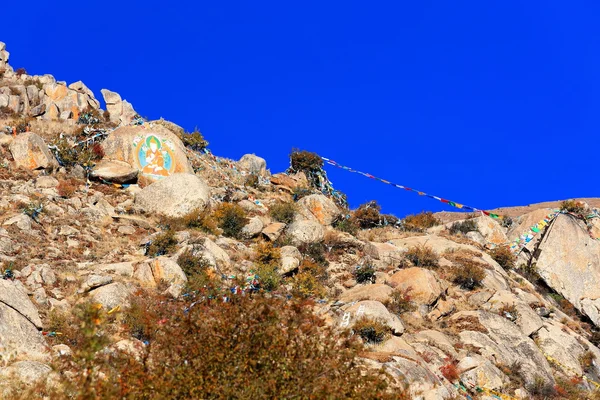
[560,199,586,215]
[404,245,439,268]
[354,201,383,229]
[403,211,440,232]
[489,245,516,270]
[15,67,27,76]
[244,173,260,188]
[177,250,216,292]
[439,358,459,381]
[269,201,297,224]
[448,218,478,235]
[253,241,282,291]
[179,128,209,152]
[333,215,360,235]
[289,149,323,173]
[25,293,397,399]
[213,202,249,239]
[449,260,486,290]
[161,208,219,235]
[292,259,327,298]
[57,179,77,198]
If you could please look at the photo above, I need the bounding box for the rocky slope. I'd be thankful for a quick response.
[1,41,600,399]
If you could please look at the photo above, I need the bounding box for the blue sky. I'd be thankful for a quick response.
[3,1,599,217]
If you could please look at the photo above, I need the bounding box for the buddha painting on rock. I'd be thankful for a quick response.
[136,135,174,178]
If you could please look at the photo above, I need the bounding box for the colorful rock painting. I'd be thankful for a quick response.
[133,134,175,178]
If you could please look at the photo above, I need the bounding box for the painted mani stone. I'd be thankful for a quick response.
[133,134,176,179]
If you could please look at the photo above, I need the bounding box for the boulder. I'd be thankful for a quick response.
[35,176,59,189]
[286,220,325,245]
[280,257,300,274]
[533,214,600,326]
[134,173,209,218]
[0,279,43,328]
[101,125,193,183]
[364,242,404,266]
[101,89,137,125]
[262,222,286,241]
[0,361,51,385]
[149,257,187,286]
[238,154,268,176]
[241,216,264,239]
[91,159,139,184]
[296,194,341,226]
[0,302,48,362]
[455,310,555,387]
[90,282,131,309]
[389,268,442,305]
[344,300,404,335]
[9,132,58,170]
[340,284,393,303]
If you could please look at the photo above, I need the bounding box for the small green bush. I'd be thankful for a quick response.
[180,128,209,152]
[147,230,178,256]
[403,211,440,231]
[354,264,376,284]
[334,215,359,235]
[161,208,219,235]
[489,246,516,270]
[449,218,478,235]
[353,317,390,344]
[404,245,439,268]
[298,242,329,267]
[254,241,281,291]
[213,203,249,239]
[269,201,297,224]
[51,137,101,168]
[178,250,216,292]
[292,259,327,298]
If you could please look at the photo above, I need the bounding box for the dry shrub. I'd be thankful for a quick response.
[580,351,596,373]
[324,231,360,261]
[289,149,323,173]
[213,202,249,239]
[498,304,519,321]
[489,245,516,270]
[354,201,383,229]
[244,173,260,189]
[439,358,459,381]
[403,211,440,232]
[57,179,78,198]
[292,259,327,298]
[561,199,586,215]
[443,249,487,290]
[353,317,391,344]
[161,208,218,235]
[385,287,416,315]
[298,242,329,267]
[404,245,439,268]
[448,218,478,235]
[28,293,397,399]
[177,250,216,292]
[269,201,297,224]
[146,230,177,257]
[254,241,282,291]
[15,67,27,76]
[449,315,488,334]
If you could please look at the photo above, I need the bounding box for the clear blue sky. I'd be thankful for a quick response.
[3,1,599,217]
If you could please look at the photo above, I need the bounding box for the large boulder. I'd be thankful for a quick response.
[455,310,555,387]
[389,267,443,306]
[90,159,139,184]
[101,89,137,125]
[340,284,393,303]
[0,282,48,361]
[134,173,209,218]
[90,282,131,309]
[286,220,325,245]
[344,300,404,335]
[296,194,341,226]
[238,154,267,176]
[101,125,193,183]
[532,214,600,326]
[9,132,58,170]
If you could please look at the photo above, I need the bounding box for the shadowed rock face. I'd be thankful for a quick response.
[533,214,600,326]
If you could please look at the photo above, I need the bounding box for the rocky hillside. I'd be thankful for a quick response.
[2,41,600,399]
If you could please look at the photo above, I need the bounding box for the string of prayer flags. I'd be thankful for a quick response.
[321,157,502,219]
